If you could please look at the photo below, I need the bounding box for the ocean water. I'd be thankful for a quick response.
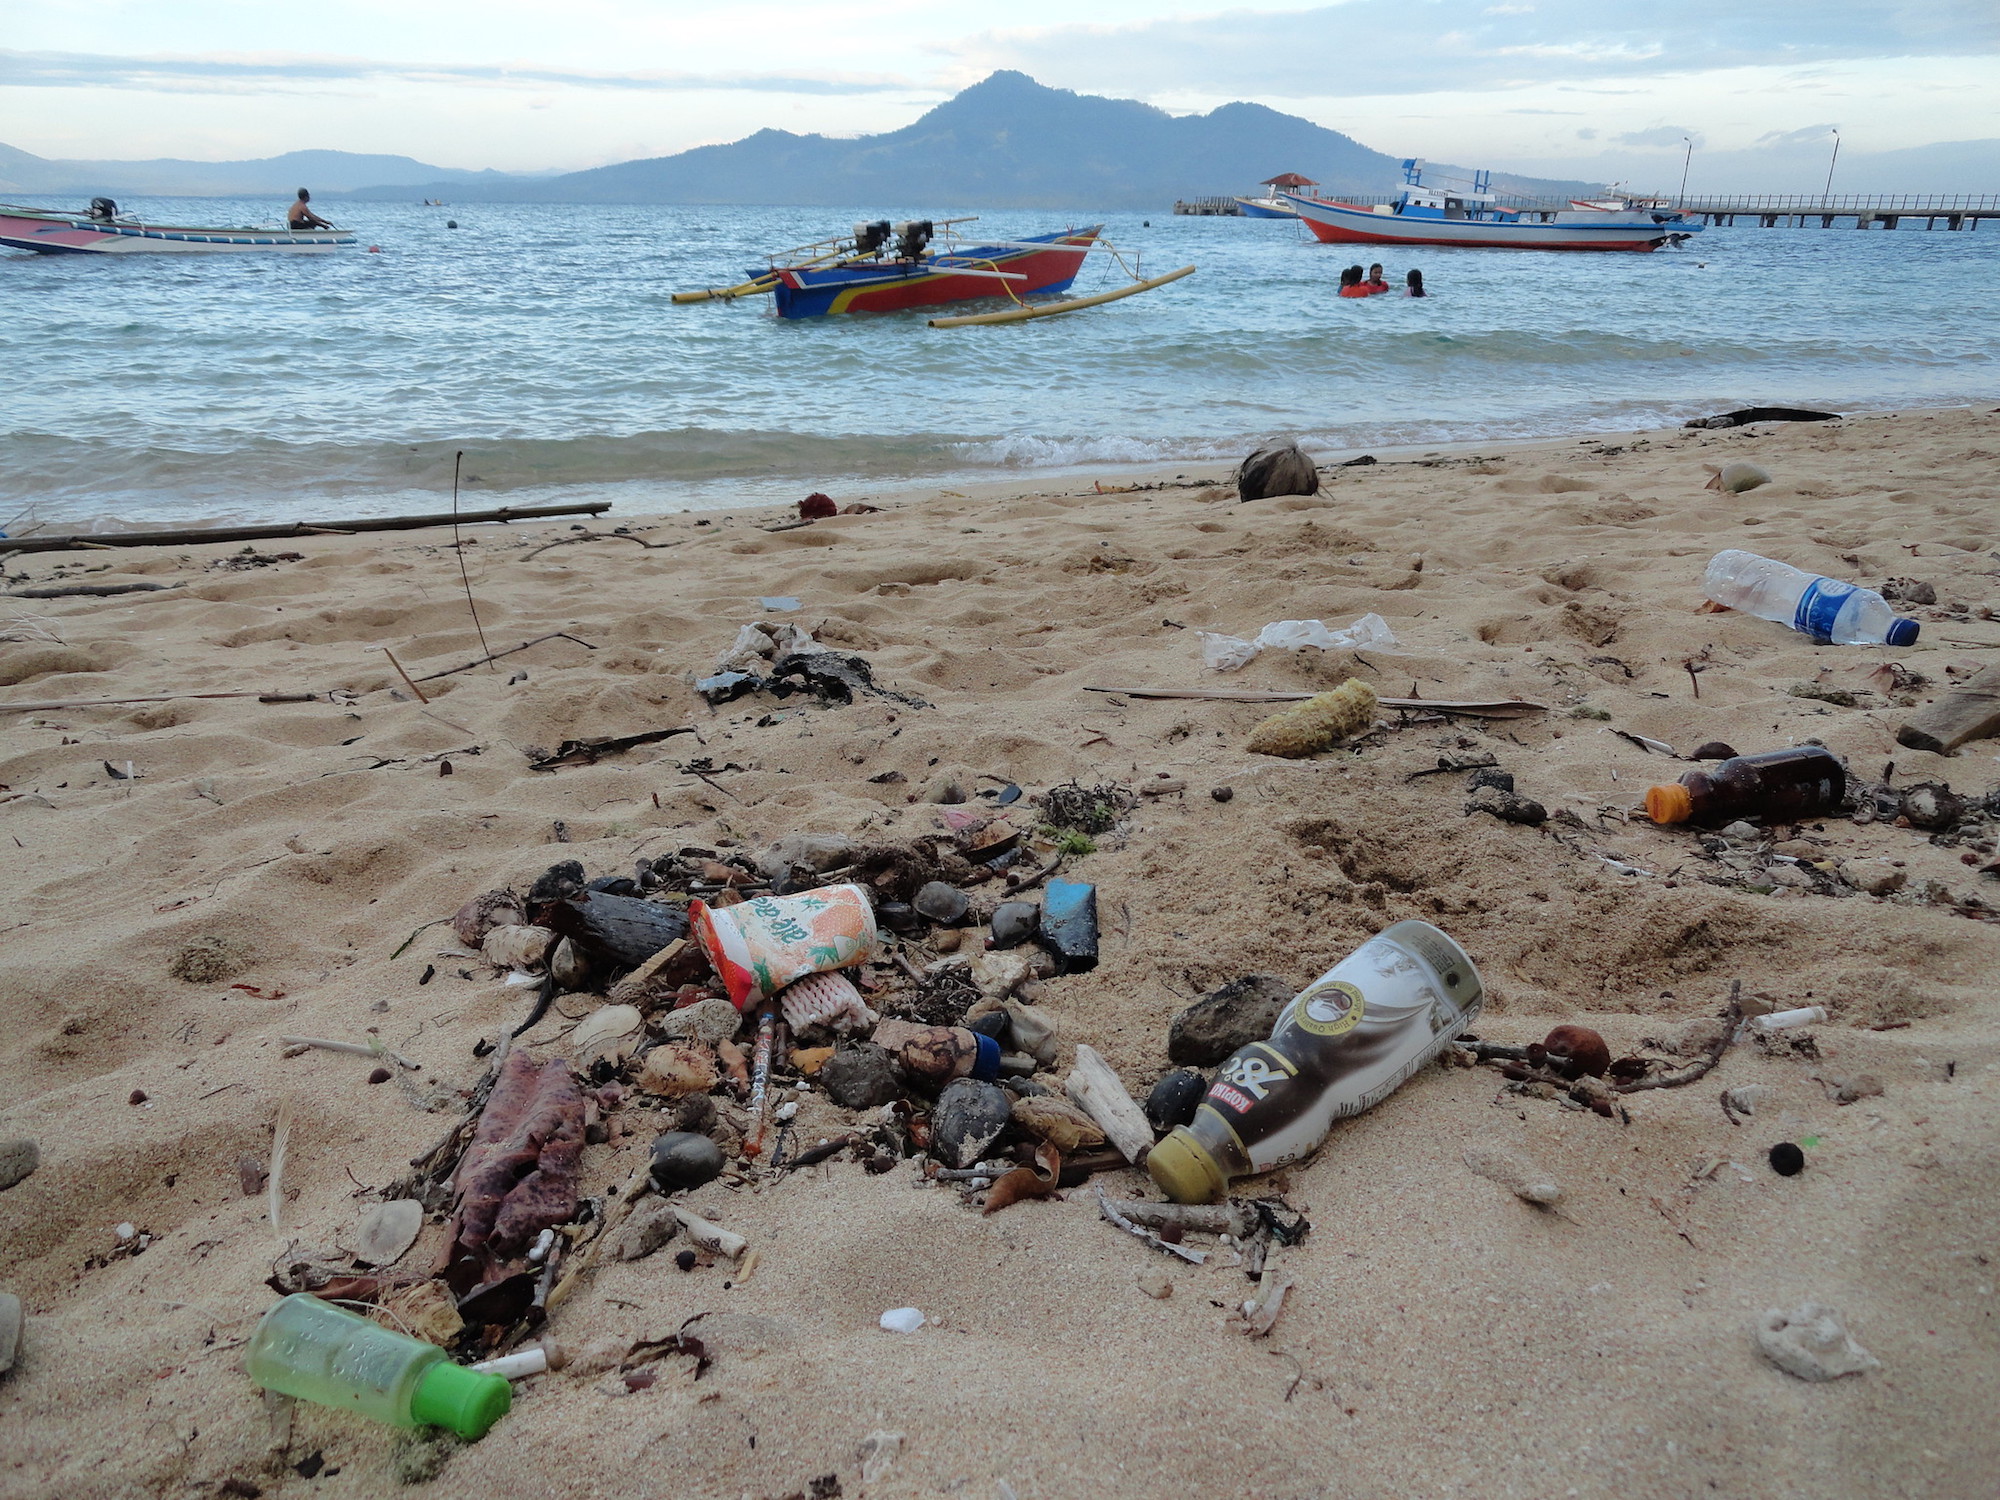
[2,197,1995,529]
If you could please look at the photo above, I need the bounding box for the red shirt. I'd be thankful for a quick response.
[1363,278,1391,295]
[1338,284,1371,298]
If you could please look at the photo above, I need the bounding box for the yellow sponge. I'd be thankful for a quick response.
[1245,678,1378,758]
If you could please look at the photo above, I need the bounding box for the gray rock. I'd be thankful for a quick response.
[754,833,856,881]
[1145,1069,1207,1134]
[1167,975,1293,1066]
[931,1078,1012,1169]
[819,1043,903,1110]
[1900,783,1966,831]
[1721,820,1761,840]
[0,1292,18,1377]
[0,1141,37,1193]
[649,1132,725,1193]
[1466,767,1515,794]
[913,881,969,924]
[1003,1002,1059,1067]
[1467,785,1547,825]
[989,902,1040,949]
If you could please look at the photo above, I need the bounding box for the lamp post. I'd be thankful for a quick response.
[1678,137,1694,207]
[1823,127,1841,202]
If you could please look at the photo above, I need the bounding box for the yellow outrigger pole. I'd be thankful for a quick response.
[927,263,1197,328]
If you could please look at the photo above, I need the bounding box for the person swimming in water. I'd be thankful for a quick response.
[287,189,332,230]
[1337,265,1371,299]
[1364,263,1391,294]
[1404,269,1427,297]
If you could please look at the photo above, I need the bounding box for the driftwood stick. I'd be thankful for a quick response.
[1083,686,1549,718]
[412,632,598,683]
[381,648,430,704]
[0,690,322,714]
[1897,664,2000,754]
[1099,1199,1250,1237]
[1065,1045,1155,1164]
[522,532,684,561]
[1453,1039,1532,1063]
[6,581,180,599]
[1615,982,1744,1095]
[280,1034,419,1070]
[672,1207,748,1259]
[0,500,613,554]
[1096,1184,1207,1264]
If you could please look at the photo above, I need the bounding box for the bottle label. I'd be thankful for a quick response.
[1290,980,1365,1037]
[1793,576,1856,644]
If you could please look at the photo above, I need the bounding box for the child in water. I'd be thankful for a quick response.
[1404,269,1426,297]
[1337,265,1371,298]
[1363,263,1391,295]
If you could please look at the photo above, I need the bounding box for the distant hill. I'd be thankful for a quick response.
[0,143,536,200]
[336,71,1599,209]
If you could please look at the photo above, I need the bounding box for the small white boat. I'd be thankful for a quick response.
[1234,173,1318,219]
[0,198,357,255]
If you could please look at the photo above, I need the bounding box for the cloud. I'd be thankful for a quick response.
[0,49,915,97]
[1613,125,1704,148]
[955,0,2000,97]
[1754,122,1842,147]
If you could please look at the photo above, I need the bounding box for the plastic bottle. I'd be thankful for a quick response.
[1702,550,1918,646]
[1643,745,1846,827]
[245,1294,510,1440]
[1146,921,1484,1204]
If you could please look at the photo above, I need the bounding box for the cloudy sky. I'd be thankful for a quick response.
[3,0,1996,183]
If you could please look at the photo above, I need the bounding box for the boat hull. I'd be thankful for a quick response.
[1233,197,1299,219]
[772,229,1099,319]
[0,208,356,255]
[1282,195,1694,252]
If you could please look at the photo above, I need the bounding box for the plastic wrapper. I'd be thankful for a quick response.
[690,883,880,1010]
[1201,613,1400,670]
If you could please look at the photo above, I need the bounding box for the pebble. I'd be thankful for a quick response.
[1145,1069,1207,1134]
[1833,1074,1884,1105]
[931,1078,1012,1169]
[819,1043,903,1110]
[1769,1142,1806,1177]
[1721,1084,1777,1116]
[1463,1143,1563,1205]
[605,1200,681,1262]
[0,1291,19,1377]
[989,902,1040,949]
[879,1307,925,1333]
[1721,820,1761,840]
[1135,1268,1173,1300]
[1467,785,1547,825]
[1003,1002,1059,1066]
[1466,767,1516,794]
[1691,741,1738,760]
[0,1141,37,1193]
[1839,858,1907,897]
[1210,786,1234,803]
[913,881,969,924]
[1168,975,1293,1066]
[1755,1302,1878,1381]
[366,1067,392,1085]
[649,1131,725,1193]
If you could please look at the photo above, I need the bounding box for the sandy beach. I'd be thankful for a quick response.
[2,403,1998,1500]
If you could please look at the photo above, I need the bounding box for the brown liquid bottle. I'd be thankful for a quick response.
[1644,745,1845,827]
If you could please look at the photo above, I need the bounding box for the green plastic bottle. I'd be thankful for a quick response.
[245,1294,510,1440]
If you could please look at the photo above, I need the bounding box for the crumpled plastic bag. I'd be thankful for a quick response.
[714,620,825,674]
[1200,632,1261,671]
[1201,613,1400,670]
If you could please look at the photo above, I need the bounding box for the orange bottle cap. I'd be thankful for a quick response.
[1645,783,1694,824]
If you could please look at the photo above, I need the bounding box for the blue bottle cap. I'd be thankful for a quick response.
[1886,617,1920,647]
[969,1032,1001,1080]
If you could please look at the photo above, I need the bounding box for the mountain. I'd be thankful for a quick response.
[0,143,536,199]
[337,71,1598,208]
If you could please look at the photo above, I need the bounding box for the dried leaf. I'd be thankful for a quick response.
[982,1144,1062,1216]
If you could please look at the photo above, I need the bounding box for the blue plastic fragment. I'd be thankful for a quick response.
[1038,878,1099,973]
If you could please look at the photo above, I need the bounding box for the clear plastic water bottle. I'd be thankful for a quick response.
[1702,550,1919,646]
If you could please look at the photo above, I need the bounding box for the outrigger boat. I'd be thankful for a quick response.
[0,197,356,255]
[1284,161,1699,253]
[674,217,1194,325]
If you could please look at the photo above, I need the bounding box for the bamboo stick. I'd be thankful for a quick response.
[929,265,1196,328]
[0,501,612,554]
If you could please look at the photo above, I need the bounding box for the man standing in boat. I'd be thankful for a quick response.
[287,189,333,230]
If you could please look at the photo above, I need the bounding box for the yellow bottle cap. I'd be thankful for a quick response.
[1644,783,1693,824]
[1145,1127,1229,1204]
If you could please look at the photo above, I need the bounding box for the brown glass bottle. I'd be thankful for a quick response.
[1644,745,1845,826]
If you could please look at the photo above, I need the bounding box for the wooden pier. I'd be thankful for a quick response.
[1675,194,1997,230]
[1172,198,1242,216]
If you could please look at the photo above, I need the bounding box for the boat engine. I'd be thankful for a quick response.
[852,220,892,256]
[88,197,117,221]
[893,220,934,261]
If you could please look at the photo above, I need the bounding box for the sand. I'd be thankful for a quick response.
[2,405,1998,1500]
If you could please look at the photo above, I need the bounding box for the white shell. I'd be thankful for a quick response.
[483,924,555,971]
[348,1199,423,1267]
[572,1003,644,1063]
